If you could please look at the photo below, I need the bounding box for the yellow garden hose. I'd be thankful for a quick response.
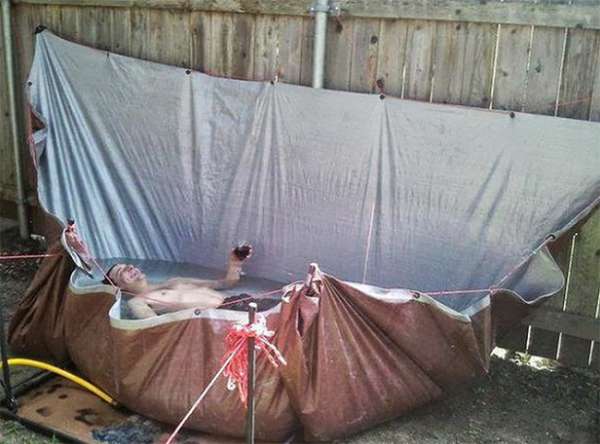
[1,358,118,406]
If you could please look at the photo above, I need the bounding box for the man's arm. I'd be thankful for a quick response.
[161,245,252,290]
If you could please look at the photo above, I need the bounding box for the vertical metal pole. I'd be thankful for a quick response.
[1,0,29,239]
[311,0,329,88]
[0,305,17,412]
[245,302,257,444]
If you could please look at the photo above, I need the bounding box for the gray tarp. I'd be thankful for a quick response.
[29,31,600,314]
[11,30,600,441]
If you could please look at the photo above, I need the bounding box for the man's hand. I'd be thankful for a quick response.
[64,225,91,260]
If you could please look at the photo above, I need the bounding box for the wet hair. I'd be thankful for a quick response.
[102,263,119,286]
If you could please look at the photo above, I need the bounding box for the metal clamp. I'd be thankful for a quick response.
[308,1,341,15]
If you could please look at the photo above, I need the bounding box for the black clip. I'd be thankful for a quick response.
[34,25,47,35]
[376,78,385,100]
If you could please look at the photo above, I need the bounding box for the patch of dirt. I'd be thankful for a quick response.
[0,227,44,321]
[0,226,599,443]
[340,355,599,443]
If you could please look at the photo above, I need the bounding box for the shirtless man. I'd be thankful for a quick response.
[103,244,253,319]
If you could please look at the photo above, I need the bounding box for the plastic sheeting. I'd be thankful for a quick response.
[10,30,600,441]
[29,31,600,314]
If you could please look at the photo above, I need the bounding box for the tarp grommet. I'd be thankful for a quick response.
[194,309,201,316]
[185,69,191,75]
[509,111,516,118]
[412,292,420,299]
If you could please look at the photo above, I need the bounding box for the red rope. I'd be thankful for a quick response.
[164,341,245,444]
[223,315,286,407]
[165,317,287,444]
[424,288,491,296]
[0,253,59,261]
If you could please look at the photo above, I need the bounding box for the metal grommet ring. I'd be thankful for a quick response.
[194,308,201,316]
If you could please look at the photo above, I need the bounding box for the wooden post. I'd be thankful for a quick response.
[246,302,257,444]
[0,305,17,411]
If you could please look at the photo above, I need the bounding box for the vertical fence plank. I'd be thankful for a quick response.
[493,29,553,354]
[130,8,150,62]
[0,7,15,199]
[432,21,495,107]
[523,26,565,115]
[110,8,131,56]
[230,13,255,80]
[324,17,353,90]
[554,26,599,366]
[492,25,531,111]
[130,9,191,68]
[78,7,112,51]
[558,214,600,367]
[254,14,278,81]
[587,31,600,122]
[13,4,36,88]
[376,19,408,97]
[527,234,573,359]
[403,20,435,101]
[299,16,313,86]
[12,5,36,138]
[56,6,81,42]
[190,11,211,72]
[151,10,190,67]
[349,18,381,93]
[521,26,569,360]
[557,29,600,119]
[11,4,40,202]
[41,5,61,35]
[277,16,303,84]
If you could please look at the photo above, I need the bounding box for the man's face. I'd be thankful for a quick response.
[108,264,147,292]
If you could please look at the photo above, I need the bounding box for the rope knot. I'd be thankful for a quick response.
[223,315,286,406]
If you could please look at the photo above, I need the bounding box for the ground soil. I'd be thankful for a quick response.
[0,227,598,443]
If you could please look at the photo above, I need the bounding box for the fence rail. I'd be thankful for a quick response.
[12,0,600,30]
[1,0,599,368]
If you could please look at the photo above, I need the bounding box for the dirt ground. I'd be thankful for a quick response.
[0,227,599,444]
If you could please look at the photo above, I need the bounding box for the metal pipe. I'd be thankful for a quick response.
[311,0,329,88]
[245,302,257,444]
[2,0,29,239]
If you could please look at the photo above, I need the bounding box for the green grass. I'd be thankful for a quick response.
[0,420,59,444]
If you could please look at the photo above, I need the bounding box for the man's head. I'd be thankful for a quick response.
[103,263,148,294]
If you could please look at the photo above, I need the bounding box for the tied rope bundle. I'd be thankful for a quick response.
[165,314,286,444]
[223,315,287,406]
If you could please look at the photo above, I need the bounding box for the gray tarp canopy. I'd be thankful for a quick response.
[29,31,600,315]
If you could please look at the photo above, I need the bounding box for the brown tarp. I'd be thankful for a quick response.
[8,244,530,441]
[8,241,74,364]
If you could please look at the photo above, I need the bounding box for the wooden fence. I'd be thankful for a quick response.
[0,0,599,368]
